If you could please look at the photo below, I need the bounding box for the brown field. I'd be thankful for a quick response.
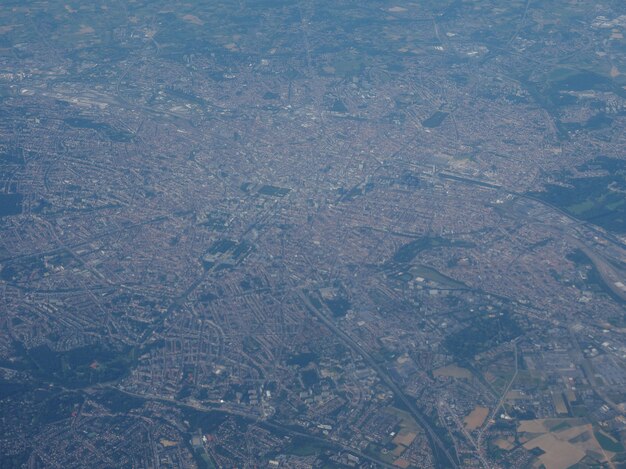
[518,419,612,468]
[518,419,553,434]
[385,407,421,459]
[433,364,472,380]
[524,433,585,469]
[392,459,411,468]
[464,406,489,430]
[393,430,417,447]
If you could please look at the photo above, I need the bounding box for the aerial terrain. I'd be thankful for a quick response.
[1,1,626,468]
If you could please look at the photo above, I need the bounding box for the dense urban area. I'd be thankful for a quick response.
[1,1,626,468]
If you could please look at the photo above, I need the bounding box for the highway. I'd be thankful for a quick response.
[297,290,459,469]
[100,386,399,469]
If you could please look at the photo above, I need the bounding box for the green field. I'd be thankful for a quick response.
[594,430,625,453]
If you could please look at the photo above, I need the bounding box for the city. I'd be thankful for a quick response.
[0,1,626,468]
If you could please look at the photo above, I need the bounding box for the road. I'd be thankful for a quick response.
[98,386,399,469]
[297,290,459,469]
[477,340,519,459]
[567,328,625,416]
